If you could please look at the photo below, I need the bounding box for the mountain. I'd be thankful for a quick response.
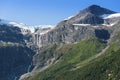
[24,5,120,80]
[27,21,120,80]
[81,5,116,16]
[65,5,116,24]
[0,4,120,80]
[29,5,118,49]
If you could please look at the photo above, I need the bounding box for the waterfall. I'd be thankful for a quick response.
[27,62,32,72]
[14,76,17,80]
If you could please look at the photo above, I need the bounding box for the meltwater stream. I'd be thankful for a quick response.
[14,76,18,80]
[27,62,33,72]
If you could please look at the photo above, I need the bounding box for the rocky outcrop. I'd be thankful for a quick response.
[30,23,96,48]
[0,24,24,43]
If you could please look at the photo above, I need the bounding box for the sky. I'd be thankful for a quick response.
[0,0,120,25]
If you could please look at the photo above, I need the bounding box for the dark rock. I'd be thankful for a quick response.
[95,29,110,40]
[82,5,116,16]
[0,44,35,80]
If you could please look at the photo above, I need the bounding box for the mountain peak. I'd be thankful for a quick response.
[83,4,116,16]
[87,4,101,9]
[66,5,117,25]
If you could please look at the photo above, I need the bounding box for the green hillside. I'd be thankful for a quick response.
[29,37,110,80]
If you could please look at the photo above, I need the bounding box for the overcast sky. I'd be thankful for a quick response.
[0,0,120,25]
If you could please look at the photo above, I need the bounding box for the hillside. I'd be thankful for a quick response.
[29,23,120,80]
[30,42,120,80]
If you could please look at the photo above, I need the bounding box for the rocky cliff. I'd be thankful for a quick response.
[30,5,116,49]
[0,24,35,80]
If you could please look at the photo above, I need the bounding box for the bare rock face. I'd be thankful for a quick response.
[30,27,53,48]
[0,25,24,43]
[30,23,95,49]
[29,5,116,49]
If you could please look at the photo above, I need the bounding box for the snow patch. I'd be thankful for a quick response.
[102,23,116,27]
[0,19,35,33]
[101,14,110,18]
[0,19,55,34]
[29,25,55,34]
[64,16,74,20]
[105,13,120,19]
[35,26,55,35]
[73,24,90,26]
[9,22,36,33]
[39,30,51,35]
[34,25,54,28]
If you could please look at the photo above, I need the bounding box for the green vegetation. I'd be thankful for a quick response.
[29,37,107,80]
[49,42,120,80]
[30,40,120,80]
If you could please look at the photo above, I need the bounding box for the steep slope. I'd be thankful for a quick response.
[29,22,120,80]
[29,37,106,80]
[30,42,120,80]
[0,20,36,80]
[0,42,35,80]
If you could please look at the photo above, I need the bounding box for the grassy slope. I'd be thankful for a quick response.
[29,37,106,80]
[54,42,120,80]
